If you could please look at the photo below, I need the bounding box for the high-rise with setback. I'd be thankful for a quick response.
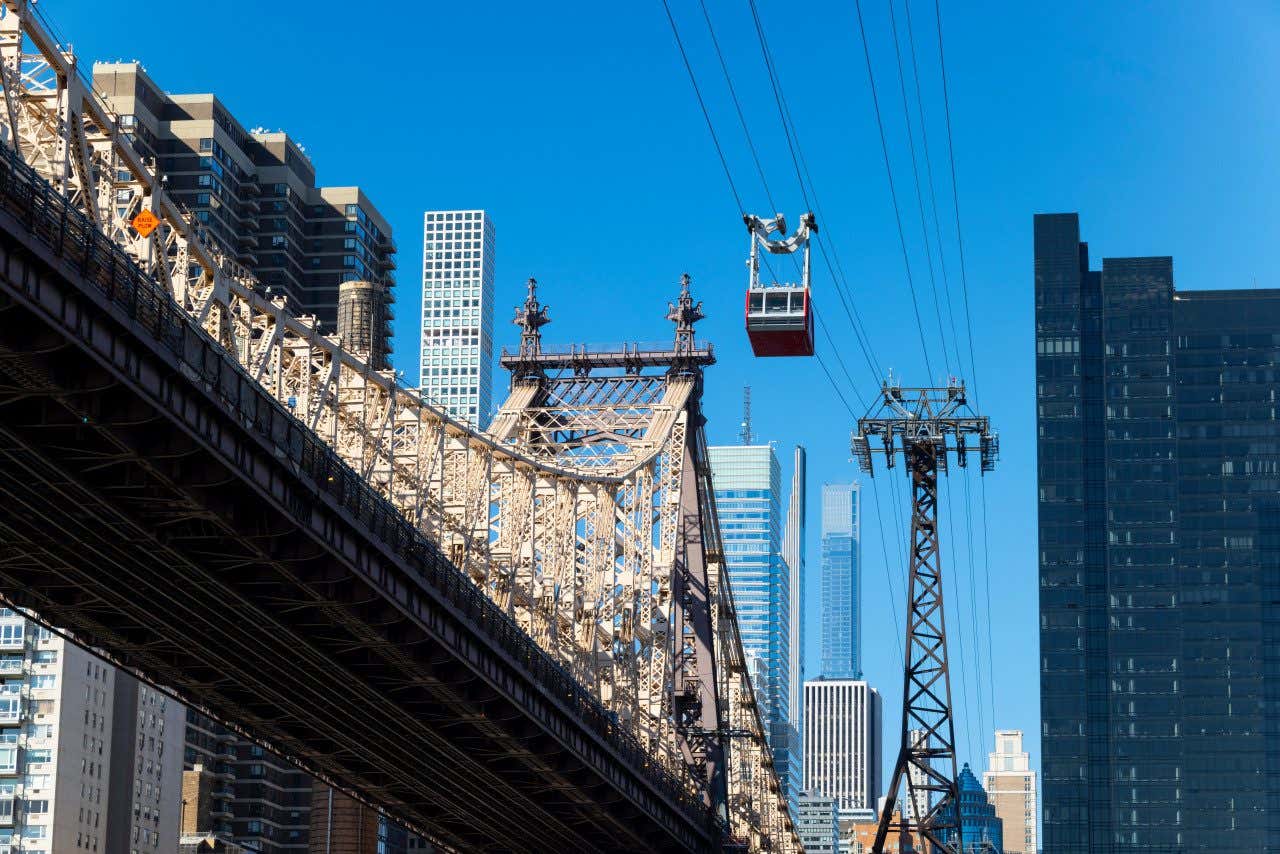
[982,729,1037,854]
[93,62,397,367]
[1036,212,1280,852]
[419,210,496,427]
[820,483,861,679]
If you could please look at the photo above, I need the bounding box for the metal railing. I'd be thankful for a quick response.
[0,143,715,834]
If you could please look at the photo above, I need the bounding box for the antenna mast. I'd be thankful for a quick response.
[740,386,753,445]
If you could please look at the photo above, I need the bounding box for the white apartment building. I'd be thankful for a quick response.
[982,729,1037,854]
[0,609,183,854]
[803,679,881,819]
[419,210,496,428]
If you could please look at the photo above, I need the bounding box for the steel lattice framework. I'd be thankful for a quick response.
[853,382,997,854]
[0,2,796,850]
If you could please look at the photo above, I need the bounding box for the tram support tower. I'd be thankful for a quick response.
[851,381,998,854]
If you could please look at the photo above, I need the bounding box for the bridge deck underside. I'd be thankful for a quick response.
[0,212,713,853]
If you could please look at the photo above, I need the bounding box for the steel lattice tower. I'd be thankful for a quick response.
[851,381,998,854]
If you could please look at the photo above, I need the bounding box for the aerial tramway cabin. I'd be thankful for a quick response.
[743,211,817,357]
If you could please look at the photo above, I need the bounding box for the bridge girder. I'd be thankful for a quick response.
[0,2,798,850]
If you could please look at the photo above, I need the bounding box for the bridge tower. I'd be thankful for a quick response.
[495,273,733,810]
[851,381,997,854]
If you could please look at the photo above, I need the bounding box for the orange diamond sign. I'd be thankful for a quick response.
[131,209,160,238]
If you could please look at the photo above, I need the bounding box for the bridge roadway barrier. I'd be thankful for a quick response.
[0,146,721,853]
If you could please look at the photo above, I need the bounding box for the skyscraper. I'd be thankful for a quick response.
[709,444,798,803]
[1036,212,1280,852]
[802,679,881,818]
[419,210,496,427]
[820,483,861,679]
[93,62,397,363]
[982,729,1037,854]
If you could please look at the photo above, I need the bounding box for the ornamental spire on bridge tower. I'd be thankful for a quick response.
[667,272,704,357]
[513,276,550,357]
[508,276,551,383]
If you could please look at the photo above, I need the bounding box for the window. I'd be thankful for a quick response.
[198,138,212,152]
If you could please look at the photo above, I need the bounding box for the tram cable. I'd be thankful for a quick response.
[930,0,999,731]
[886,0,953,376]
[660,0,747,214]
[740,0,885,384]
[852,0,936,381]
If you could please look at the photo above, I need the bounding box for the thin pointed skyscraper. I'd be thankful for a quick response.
[782,445,807,804]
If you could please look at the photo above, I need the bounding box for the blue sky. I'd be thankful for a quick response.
[60,0,1280,785]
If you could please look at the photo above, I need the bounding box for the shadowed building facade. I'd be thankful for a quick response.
[1036,212,1280,852]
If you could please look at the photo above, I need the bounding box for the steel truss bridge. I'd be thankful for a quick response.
[0,2,797,851]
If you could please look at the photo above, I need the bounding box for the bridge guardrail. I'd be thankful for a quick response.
[0,144,719,836]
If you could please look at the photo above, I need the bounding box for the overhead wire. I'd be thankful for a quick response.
[890,0,996,752]
[930,0,999,732]
[850,0,995,763]
[851,0,936,381]
[698,0,784,217]
[664,0,983,750]
[902,0,964,372]
[661,1,892,684]
[741,0,885,386]
[660,0,747,215]
[727,3,921,703]
[886,0,952,376]
[816,352,903,670]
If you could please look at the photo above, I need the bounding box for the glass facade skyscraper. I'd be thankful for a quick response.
[820,483,861,679]
[420,210,496,427]
[1036,212,1280,852]
[709,445,799,805]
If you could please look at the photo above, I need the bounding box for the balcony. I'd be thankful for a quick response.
[0,659,21,676]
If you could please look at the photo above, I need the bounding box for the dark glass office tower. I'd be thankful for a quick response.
[1036,212,1280,853]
